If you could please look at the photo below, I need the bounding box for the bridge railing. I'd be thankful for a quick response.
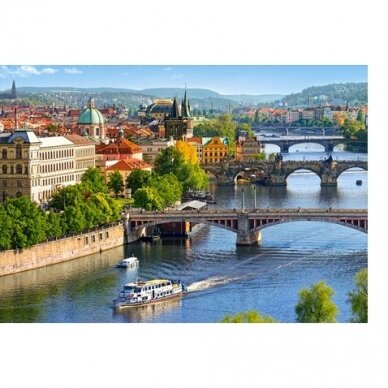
[126,208,367,216]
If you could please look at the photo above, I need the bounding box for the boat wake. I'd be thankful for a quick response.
[187,275,245,292]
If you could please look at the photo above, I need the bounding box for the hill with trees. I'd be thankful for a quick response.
[281,82,367,107]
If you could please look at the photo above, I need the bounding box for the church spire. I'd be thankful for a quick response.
[181,88,191,118]
[11,80,16,99]
[170,97,180,118]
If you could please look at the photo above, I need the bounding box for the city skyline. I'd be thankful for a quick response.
[0,65,367,96]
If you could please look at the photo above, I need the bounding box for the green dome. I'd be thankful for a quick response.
[78,97,105,125]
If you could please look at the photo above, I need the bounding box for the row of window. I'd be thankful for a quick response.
[42,175,74,186]
[204,151,227,157]
[39,162,74,174]
[2,164,27,175]
[40,149,74,160]
[2,180,23,188]
[75,148,94,157]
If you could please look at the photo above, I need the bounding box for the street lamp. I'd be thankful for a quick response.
[241,188,245,211]
[253,185,257,209]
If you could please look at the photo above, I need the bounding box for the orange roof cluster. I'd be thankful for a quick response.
[106,158,151,171]
[96,138,143,156]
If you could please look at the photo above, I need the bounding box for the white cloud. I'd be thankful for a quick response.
[0,65,59,77]
[163,67,172,71]
[64,67,83,74]
[172,73,184,79]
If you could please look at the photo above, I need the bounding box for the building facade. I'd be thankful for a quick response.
[202,137,228,164]
[0,128,96,204]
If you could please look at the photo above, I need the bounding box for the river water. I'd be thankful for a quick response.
[0,144,367,323]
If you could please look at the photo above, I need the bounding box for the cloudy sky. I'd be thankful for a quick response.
[0,65,367,95]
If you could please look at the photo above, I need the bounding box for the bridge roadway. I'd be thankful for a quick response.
[257,135,345,153]
[124,207,367,246]
[203,159,368,186]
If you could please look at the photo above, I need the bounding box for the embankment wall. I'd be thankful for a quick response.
[0,224,125,277]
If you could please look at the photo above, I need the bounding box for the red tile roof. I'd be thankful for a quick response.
[106,158,151,171]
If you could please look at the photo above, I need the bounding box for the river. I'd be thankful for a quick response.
[0,144,367,323]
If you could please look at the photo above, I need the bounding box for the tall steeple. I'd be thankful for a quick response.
[11,80,16,99]
[181,88,191,118]
[170,97,180,118]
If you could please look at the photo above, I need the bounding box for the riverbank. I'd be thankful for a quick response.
[0,223,125,277]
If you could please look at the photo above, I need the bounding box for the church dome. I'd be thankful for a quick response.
[78,97,105,125]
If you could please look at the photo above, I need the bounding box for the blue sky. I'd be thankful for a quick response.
[0,65,367,95]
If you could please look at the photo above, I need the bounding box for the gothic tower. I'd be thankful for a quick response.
[11,80,16,99]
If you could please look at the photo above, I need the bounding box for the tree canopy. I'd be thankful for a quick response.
[108,171,124,197]
[295,281,339,323]
[347,268,368,323]
[220,310,277,323]
[153,146,185,175]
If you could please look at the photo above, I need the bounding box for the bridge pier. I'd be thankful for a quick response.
[320,172,338,186]
[236,213,262,245]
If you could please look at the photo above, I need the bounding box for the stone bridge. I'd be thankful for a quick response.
[124,208,367,246]
[203,159,368,186]
[258,135,345,153]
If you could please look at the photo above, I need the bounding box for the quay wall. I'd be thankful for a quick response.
[0,224,125,277]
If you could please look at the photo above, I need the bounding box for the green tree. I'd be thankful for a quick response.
[0,206,13,250]
[347,268,368,323]
[154,147,185,175]
[153,173,182,207]
[254,152,266,161]
[126,169,153,195]
[45,211,63,239]
[108,171,124,197]
[295,281,339,323]
[236,122,254,137]
[176,163,209,192]
[62,205,87,234]
[220,310,277,323]
[4,196,47,248]
[134,187,165,211]
[81,167,108,194]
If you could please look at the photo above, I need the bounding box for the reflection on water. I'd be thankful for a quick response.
[113,298,183,323]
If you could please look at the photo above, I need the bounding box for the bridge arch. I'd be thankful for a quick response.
[130,217,238,234]
[288,142,326,152]
[284,167,321,181]
[252,218,368,234]
[336,165,368,179]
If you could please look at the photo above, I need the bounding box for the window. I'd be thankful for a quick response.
[99,233,103,240]
[85,236,89,244]
[16,164,22,174]
[16,144,22,159]
[2,165,7,174]
[2,149,7,159]
[92,235,96,243]
[17,181,22,188]
[106,231,109,238]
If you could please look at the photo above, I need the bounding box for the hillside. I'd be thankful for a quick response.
[281,82,367,107]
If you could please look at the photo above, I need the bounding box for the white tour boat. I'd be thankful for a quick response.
[116,254,139,269]
[113,278,187,309]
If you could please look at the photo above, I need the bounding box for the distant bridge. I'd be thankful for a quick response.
[124,208,367,246]
[257,135,345,153]
[203,159,367,186]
